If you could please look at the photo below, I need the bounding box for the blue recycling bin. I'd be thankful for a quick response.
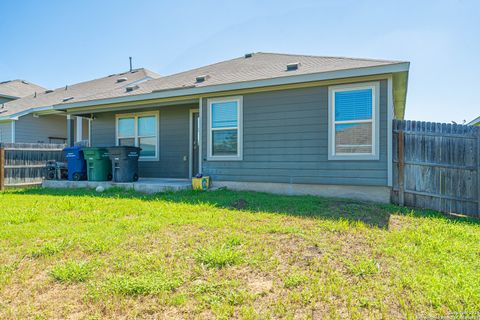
[63,146,87,181]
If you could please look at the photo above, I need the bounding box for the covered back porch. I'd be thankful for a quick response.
[64,99,202,180]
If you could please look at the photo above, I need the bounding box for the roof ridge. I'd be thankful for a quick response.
[46,68,154,92]
[0,79,29,84]
[255,52,406,63]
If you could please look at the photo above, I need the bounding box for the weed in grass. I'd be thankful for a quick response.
[31,240,69,258]
[283,272,309,288]
[80,239,112,254]
[195,240,244,268]
[345,257,380,277]
[103,272,182,295]
[193,280,248,306]
[50,260,93,283]
[166,293,188,306]
[0,261,20,287]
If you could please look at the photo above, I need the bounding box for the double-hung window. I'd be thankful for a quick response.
[116,111,159,160]
[207,96,243,160]
[328,82,380,160]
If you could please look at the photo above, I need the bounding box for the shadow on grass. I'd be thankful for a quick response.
[5,187,479,228]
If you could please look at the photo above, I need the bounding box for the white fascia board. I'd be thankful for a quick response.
[467,116,480,126]
[0,105,56,121]
[55,63,410,111]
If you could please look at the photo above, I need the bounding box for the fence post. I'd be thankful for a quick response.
[398,130,405,206]
[0,146,4,191]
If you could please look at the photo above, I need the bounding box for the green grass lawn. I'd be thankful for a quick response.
[0,188,479,319]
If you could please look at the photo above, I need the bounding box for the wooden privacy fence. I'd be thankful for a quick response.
[392,120,480,217]
[0,143,65,189]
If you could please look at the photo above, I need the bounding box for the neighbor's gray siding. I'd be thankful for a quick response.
[202,80,389,186]
[0,121,12,142]
[15,114,67,143]
[90,104,194,179]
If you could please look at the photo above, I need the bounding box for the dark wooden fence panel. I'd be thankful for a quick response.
[0,143,65,187]
[392,120,480,217]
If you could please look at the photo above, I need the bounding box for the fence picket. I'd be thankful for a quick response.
[393,120,480,217]
[0,143,65,187]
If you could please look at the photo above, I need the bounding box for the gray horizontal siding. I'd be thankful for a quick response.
[202,80,389,187]
[90,104,195,179]
[15,114,67,143]
[0,121,12,143]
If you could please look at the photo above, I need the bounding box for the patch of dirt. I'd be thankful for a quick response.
[230,198,248,210]
[247,278,273,295]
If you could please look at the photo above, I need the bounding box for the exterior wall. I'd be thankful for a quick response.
[0,121,13,142]
[15,114,67,143]
[201,79,389,187]
[90,104,195,179]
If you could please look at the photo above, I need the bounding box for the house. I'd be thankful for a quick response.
[39,53,410,202]
[0,79,46,104]
[468,116,480,126]
[0,80,46,141]
[0,69,159,144]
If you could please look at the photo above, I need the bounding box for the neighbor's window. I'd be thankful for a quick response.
[116,111,158,160]
[207,96,243,160]
[328,82,379,160]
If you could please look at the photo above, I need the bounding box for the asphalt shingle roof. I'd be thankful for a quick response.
[0,69,159,117]
[1,53,407,118]
[66,52,406,105]
[0,80,46,99]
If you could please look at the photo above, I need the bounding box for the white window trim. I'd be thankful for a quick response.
[328,82,380,161]
[115,110,159,161]
[207,96,243,161]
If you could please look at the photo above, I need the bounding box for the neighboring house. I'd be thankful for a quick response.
[35,52,409,202]
[0,80,46,142]
[0,79,46,104]
[0,69,159,144]
[468,116,480,126]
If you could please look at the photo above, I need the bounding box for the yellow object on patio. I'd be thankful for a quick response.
[192,176,210,190]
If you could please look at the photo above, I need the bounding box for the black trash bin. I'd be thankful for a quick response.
[107,146,141,182]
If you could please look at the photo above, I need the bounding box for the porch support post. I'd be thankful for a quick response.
[76,116,83,142]
[67,115,75,147]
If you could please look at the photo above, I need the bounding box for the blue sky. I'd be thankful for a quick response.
[0,0,478,123]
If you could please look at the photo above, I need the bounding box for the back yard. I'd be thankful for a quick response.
[0,188,479,319]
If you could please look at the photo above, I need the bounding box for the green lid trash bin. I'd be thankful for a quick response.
[82,147,112,181]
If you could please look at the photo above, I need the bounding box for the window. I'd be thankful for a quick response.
[116,111,159,160]
[207,96,243,160]
[328,82,379,160]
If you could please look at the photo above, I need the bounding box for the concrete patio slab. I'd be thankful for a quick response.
[42,178,191,194]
